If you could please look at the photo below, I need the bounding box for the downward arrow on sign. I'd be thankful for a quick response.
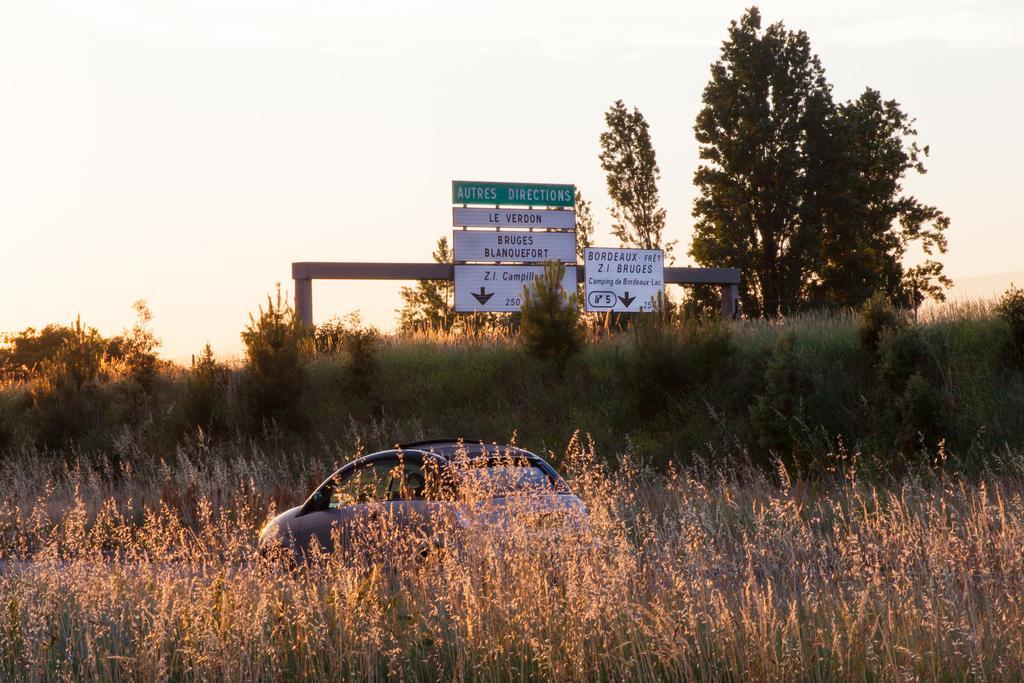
[471,287,494,305]
[618,292,636,308]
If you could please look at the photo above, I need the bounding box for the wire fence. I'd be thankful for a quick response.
[944,271,1024,302]
[913,270,1024,317]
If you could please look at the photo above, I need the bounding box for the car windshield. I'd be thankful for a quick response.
[453,462,556,498]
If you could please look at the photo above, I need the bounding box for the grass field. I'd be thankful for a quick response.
[2,301,1024,679]
[3,437,1024,681]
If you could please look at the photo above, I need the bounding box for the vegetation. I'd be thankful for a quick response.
[690,7,950,315]
[856,292,905,356]
[996,284,1024,365]
[519,261,585,366]
[573,189,596,263]
[397,237,455,333]
[4,439,1024,680]
[1,297,1022,476]
[240,287,310,431]
[183,343,232,433]
[599,99,674,260]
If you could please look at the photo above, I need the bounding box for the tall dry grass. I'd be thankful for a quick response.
[3,436,1024,680]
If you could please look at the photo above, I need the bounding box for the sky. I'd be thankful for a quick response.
[2,0,1022,361]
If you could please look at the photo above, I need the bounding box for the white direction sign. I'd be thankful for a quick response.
[453,230,576,264]
[583,247,665,312]
[455,265,578,312]
[453,207,576,230]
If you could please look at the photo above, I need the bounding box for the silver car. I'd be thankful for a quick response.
[258,440,587,562]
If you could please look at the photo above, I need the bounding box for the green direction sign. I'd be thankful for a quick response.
[452,180,574,208]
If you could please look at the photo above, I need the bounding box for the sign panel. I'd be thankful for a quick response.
[455,265,578,312]
[453,207,576,230]
[453,230,576,263]
[452,180,575,208]
[583,247,665,312]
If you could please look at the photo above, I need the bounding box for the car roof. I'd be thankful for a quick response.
[396,439,537,460]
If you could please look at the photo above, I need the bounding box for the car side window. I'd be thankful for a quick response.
[329,458,435,508]
[387,461,427,501]
[330,460,392,508]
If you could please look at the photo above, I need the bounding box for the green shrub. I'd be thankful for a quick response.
[896,372,950,454]
[240,287,310,431]
[858,292,904,356]
[750,334,812,464]
[876,326,929,393]
[184,344,230,432]
[344,327,380,397]
[0,389,28,451]
[29,318,111,447]
[874,325,951,455]
[0,324,76,381]
[629,311,733,413]
[995,285,1024,365]
[108,300,162,392]
[519,261,584,365]
[316,314,382,412]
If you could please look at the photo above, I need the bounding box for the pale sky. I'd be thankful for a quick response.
[2,0,1022,361]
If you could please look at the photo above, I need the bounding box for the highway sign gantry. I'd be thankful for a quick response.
[452,180,575,208]
[454,265,578,312]
[452,207,576,230]
[453,230,576,264]
[583,247,665,312]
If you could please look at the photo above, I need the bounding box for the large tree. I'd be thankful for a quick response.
[599,100,675,260]
[690,7,949,316]
[810,89,950,308]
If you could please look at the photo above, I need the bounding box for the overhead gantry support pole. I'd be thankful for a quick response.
[291,262,741,326]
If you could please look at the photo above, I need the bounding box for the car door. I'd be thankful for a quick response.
[379,456,451,556]
[299,455,448,559]
[299,458,401,555]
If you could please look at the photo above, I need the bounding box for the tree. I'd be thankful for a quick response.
[241,285,309,430]
[599,100,675,260]
[574,190,596,264]
[691,7,950,316]
[810,89,950,308]
[184,343,229,431]
[519,261,584,365]
[0,324,76,380]
[690,8,832,317]
[397,237,455,332]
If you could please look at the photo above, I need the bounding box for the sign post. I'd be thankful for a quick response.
[583,247,665,312]
[451,179,577,313]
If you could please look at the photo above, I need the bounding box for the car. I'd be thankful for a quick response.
[258,439,587,563]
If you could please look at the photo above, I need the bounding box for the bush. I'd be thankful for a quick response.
[0,324,76,381]
[750,334,812,464]
[629,309,733,413]
[316,314,382,410]
[29,317,111,447]
[873,324,951,456]
[996,285,1024,365]
[0,389,27,451]
[107,300,162,392]
[896,372,949,454]
[240,287,310,431]
[876,326,928,397]
[858,292,904,356]
[519,261,584,366]
[184,344,230,432]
